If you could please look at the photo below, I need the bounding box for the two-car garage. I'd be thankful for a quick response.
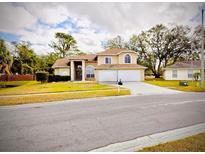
[96,70,144,82]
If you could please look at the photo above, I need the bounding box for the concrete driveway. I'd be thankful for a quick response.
[101,82,183,95]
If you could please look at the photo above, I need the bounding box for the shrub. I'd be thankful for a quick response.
[48,75,70,82]
[36,71,49,83]
[48,74,54,82]
[193,72,200,82]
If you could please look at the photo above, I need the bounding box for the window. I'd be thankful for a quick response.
[172,70,177,78]
[105,57,111,64]
[86,66,95,78]
[188,70,193,78]
[124,54,131,63]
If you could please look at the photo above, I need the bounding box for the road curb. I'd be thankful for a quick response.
[90,122,205,152]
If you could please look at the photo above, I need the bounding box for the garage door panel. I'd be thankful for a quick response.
[98,70,117,81]
[97,70,142,82]
[118,70,141,81]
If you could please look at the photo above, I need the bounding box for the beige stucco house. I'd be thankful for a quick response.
[52,48,146,82]
[163,61,205,80]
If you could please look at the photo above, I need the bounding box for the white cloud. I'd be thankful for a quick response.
[18,25,69,54]
[20,3,69,25]
[59,2,202,33]
[0,3,37,34]
[73,28,113,53]
[0,2,204,55]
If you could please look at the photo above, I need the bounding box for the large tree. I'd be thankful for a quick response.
[12,42,38,74]
[141,24,192,78]
[105,24,195,78]
[49,32,77,58]
[0,39,13,76]
[126,24,193,78]
[126,32,147,64]
[188,25,205,60]
[104,35,125,49]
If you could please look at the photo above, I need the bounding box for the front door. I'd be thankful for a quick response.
[75,65,82,80]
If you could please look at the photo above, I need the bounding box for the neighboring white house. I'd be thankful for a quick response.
[163,61,204,80]
[52,48,147,82]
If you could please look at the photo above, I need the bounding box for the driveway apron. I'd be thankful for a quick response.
[101,82,183,95]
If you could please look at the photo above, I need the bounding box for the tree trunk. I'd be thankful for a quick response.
[6,74,9,81]
[152,69,161,78]
[154,74,161,78]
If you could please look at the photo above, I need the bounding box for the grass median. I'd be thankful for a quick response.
[0,81,130,106]
[145,78,205,92]
[0,81,116,95]
[139,132,205,152]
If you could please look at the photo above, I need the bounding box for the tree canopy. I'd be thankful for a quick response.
[49,32,77,58]
[104,35,125,49]
[11,42,38,74]
[0,39,13,75]
[105,24,197,78]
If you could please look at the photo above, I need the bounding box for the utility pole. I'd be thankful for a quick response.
[201,9,205,88]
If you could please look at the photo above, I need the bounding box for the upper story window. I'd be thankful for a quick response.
[86,65,95,78]
[172,70,177,78]
[105,57,111,64]
[124,54,131,63]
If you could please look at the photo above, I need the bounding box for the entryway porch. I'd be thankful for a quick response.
[70,60,85,81]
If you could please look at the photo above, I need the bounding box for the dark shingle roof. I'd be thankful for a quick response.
[52,54,97,68]
[166,60,204,69]
[52,57,70,68]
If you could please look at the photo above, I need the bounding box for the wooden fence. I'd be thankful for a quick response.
[0,74,34,81]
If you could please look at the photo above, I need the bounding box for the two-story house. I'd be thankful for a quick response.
[52,48,146,82]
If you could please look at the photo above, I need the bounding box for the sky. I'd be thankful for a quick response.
[0,2,204,55]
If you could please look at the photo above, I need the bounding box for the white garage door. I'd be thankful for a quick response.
[97,70,142,82]
[97,70,117,81]
[118,70,141,81]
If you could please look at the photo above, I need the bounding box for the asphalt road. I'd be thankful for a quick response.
[0,93,205,151]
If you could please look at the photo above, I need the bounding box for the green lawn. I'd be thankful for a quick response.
[139,132,205,152]
[0,81,116,96]
[0,81,130,106]
[0,89,130,106]
[145,78,205,92]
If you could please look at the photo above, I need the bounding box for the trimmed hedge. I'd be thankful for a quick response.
[36,71,49,83]
[48,75,70,82]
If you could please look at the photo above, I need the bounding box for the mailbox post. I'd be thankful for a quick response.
[117,80,123,95]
